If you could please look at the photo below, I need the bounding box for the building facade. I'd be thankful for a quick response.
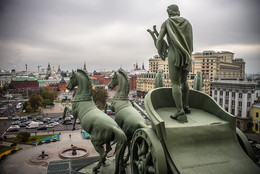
[11,78,39,89]
[192,51,245,81]
[211,80,260,131]
[136,55,210,97]
[251,102,260,134]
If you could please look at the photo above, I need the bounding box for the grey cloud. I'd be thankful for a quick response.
[0,0,259,73]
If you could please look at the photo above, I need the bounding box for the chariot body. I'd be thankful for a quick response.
[130,87,260,174]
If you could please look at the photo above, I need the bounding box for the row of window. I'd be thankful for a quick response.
[215,90,252,99]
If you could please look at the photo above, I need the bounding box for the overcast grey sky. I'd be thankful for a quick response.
[0,0,259,74]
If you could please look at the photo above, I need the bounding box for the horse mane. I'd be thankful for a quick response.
[118,69,130,95]
[76,69,93,95]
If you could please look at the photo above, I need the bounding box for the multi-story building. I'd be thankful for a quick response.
[211,80,260,131]
[148,55,169,74]
[136,55,210,97]
[192,51,245,81]
[11,78,39,89]
[251,101,260,134]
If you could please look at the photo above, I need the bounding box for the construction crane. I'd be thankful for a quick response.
[37,65,42,72]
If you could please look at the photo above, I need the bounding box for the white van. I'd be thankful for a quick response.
[26,121,39,129]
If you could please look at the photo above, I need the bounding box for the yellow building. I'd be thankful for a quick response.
[251,102,260,134]
[192,51,245,81]
[136,55,211,97]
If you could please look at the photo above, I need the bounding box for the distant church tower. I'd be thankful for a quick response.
[46,63,52,79]
[136,61,139,70]
[57,65,61,74]
[83,62,87,72]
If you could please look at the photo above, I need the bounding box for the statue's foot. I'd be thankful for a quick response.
[102,162,109,167]
[92,167,99,174]
[184,106,191,114]
[170,110,185,119]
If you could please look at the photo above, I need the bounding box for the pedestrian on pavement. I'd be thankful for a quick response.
[69,134,71,139]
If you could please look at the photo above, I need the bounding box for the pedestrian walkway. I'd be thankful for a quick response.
[0,130,100,174]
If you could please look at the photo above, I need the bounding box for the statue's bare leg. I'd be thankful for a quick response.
[169,65,185,118]
[181,70,190,114]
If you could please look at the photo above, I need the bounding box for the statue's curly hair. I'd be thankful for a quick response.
[167,4,180,16]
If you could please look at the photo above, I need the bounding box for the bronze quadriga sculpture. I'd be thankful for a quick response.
[107,69,148,164]
[64,69,127,174]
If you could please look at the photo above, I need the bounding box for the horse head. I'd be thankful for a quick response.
[108,72,118,90]
[109,70,130,99]
[67,70,78,91]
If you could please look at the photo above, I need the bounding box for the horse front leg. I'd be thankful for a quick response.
[92,144,106,173]
[102,142,112,166]
[123,142,130,165]
[62,106,72,124]
[72,115,77,131]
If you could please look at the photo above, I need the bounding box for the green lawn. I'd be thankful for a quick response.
[7,134,55,144]
[17,108,41,116]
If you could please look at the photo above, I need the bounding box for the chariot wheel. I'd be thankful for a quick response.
[130,128,167,174]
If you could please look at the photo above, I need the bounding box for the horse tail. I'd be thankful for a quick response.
[113,127,127,174]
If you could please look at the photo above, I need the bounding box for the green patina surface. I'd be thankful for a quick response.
[63,69,127,174]
[154,69,164,88]
[143,87,260,174]
[107,69,148,163]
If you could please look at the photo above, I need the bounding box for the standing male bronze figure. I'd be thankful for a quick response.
[156,4,193,119]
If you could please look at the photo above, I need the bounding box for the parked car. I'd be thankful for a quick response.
[256,144,260,149]
[106,110,113,115]
[37,126,47,130]
[11,120,21,125]
[50,118,59,123]
[19,116,28,122]
[53,118,60,122]
[53,122,59,126]
[42,119,48,123]
[7,125,20,132]
[11,116,20,120]
[36,115,43,120]
[46,123,55,128]
[19,122,27,127]
[65,121,73,125]
[36,121,44,125]
[26,121,39,129]
[64,117,71,122]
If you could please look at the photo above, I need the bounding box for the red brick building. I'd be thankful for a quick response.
[129,75,137,90]
[11,78,38,89]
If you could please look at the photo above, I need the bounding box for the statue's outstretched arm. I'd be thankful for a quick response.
[156,22,167,60]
